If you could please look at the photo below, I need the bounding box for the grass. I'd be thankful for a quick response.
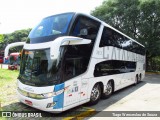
[0,69,33,120]
[0,69,19,86]
[0,69,19,110]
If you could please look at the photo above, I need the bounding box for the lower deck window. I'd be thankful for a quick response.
[94,60,136,77]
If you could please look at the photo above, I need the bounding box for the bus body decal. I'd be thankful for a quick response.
[53,83,65,109]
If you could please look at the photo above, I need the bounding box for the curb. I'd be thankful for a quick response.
[145,72,160,75]
[63,107,95,120]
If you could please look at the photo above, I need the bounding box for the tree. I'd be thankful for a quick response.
[0,28,31,52]
[91,0,141,38]
[91,0,160,71]
[0,34,4,43]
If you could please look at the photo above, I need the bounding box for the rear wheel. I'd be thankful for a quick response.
[134,75,138,85]
[89,84,101,105]
[102,81,113,99]
[139,74,142,82]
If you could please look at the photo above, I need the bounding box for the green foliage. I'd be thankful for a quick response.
[91,0,141,38]
[91,0,160,70]
[0,34,4,43]
[0,28,31,52]
[139,0,160,58]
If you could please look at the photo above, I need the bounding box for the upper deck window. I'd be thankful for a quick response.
[70,15,100,41]
[99,27,145,55]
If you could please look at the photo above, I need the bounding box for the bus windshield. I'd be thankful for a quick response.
[19,49,61,87]
[29,13,74,38]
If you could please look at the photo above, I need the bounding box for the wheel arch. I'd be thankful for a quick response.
[136,74,138,79]
[96,82,104,96]
[139,73,142,78]
[109,79,115,93]
[96,79,115,94]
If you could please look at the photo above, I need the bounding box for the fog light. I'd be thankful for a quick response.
[46,102,56,108]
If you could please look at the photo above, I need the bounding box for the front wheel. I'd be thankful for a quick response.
[102,81,113,99]
[88,84,101,105]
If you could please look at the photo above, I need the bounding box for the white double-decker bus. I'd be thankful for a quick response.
[17,12,145,112]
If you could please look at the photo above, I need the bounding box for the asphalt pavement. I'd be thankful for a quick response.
[87,74,160,120]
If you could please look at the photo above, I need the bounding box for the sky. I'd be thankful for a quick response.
[0,0,104,34]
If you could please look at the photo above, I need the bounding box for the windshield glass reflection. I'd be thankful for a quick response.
[19,49,61,86]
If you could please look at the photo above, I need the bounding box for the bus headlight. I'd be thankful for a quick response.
[36,94,44,99]
[42,89,64,98]
[42,92,55,98]
[18,87,66,99]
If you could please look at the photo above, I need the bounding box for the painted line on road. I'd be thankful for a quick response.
[63,107,95,120]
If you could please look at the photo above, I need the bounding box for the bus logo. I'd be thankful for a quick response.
[2,112,11,117]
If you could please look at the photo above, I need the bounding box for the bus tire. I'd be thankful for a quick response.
[134,75,138,85]
[139,74,142,82]
[102,81,113,99]
[89,83,101,105]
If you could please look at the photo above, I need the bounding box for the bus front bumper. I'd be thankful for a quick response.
[17,90,62,113]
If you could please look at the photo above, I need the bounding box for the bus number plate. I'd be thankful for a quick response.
[25,100,33,106]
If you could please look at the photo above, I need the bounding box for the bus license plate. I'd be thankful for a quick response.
[25,100,32,106]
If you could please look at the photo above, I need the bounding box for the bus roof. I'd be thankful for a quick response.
[10,52,20,56]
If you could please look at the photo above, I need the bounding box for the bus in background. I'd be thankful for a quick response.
[0,56,3,63]
[8,52,20,70]
[17,12,145,113]
[0,51,4,63]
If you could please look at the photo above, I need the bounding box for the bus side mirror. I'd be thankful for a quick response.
[79,28,88,36]
[61,37,91,46]
[50,36,91,59]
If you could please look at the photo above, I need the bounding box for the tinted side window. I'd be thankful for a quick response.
[121,37,131,50]
[129,42,142,55]
[63,45,92,81]
[99,27,122,48]
[94,60,136,77]
[99,27,114,47]
[100,27,145,55]
[70,16,100,41]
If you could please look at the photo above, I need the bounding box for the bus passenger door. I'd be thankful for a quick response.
[80,78,89,103]
[63,58,81,108]
[63,77,81,107]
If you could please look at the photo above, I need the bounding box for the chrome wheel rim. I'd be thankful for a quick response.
[139,75,141,81]
[91,85,100,101]
[135,76,138,84]
[105,82,112,95]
